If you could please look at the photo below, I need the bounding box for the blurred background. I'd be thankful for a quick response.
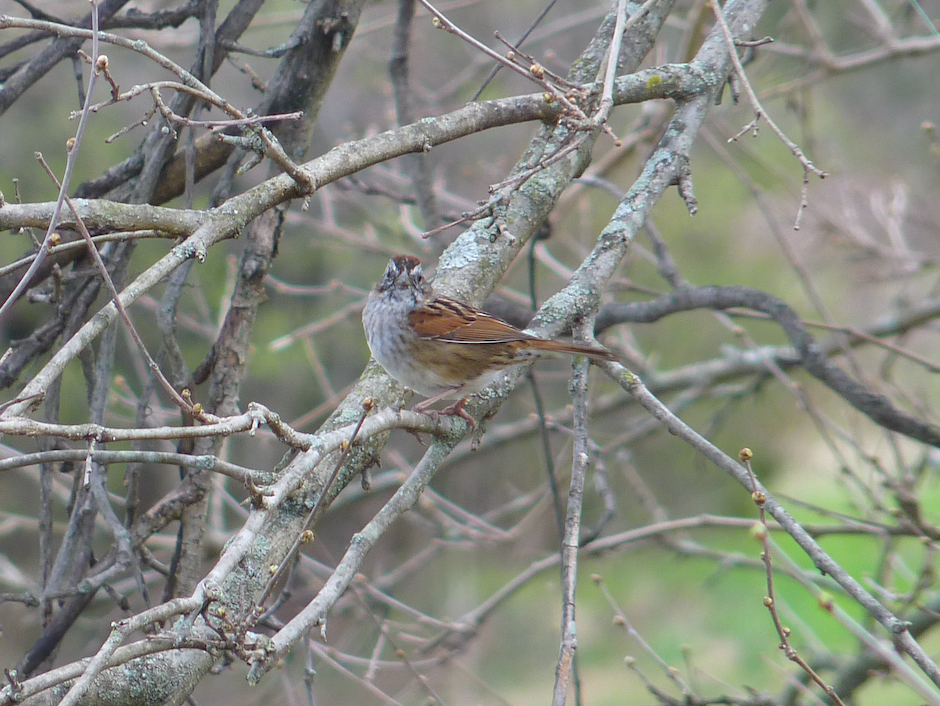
[1,1,940,704]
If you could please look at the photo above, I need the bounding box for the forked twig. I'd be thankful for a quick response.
[249,400,375,625]
[34,153,204,419]
[710,1,827,181]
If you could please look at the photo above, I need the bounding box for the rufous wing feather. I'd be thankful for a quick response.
[409,297,536,344]
[409,297,615,360]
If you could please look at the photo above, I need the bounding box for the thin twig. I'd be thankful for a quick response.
[34,153,200,418]
[0,448,261,483]
[600,360,940,689]
[0,8,102,322]
[251,400,375,622]
[0,230,173,279]
[741,449,848,706]
[550,352,591,706]
[709,1,827,180]
[414,0,588,119]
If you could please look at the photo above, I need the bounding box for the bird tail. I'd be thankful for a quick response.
[529,339,616,361]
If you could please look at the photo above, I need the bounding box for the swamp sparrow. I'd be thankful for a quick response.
[362,255,614,419]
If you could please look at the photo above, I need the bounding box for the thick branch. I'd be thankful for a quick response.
[598,285,940,449]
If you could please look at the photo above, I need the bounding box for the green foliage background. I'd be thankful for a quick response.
[2,1,940,704]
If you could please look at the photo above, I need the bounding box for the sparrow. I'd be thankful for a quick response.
[362,255,614,421]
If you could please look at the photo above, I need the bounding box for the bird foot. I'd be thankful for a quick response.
[413,394,475,428]
[438,398,475,428]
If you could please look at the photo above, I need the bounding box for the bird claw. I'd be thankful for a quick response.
[439,398,475,428]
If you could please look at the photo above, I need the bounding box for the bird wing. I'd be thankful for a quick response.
[409,297,534,344]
